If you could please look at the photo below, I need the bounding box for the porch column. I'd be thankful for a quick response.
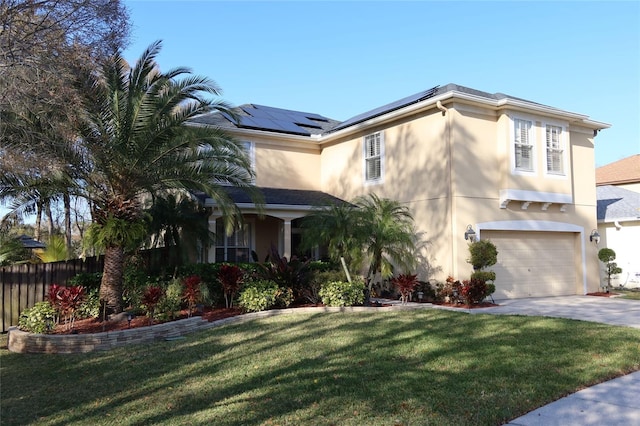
[208,213,221,263]
[283,220,292,260]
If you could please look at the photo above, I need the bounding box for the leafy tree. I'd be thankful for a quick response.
[145,193,213,265]
[4,42,261,313]
[0,234,30,266]
[598,248,622,290]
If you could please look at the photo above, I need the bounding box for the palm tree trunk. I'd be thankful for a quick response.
[45,201,54,239]
[100,245,125,314]
[63,192,72,258]
[35,201,42,241]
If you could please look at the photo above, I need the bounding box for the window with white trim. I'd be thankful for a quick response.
[215,220,252,262]
[363,132,384,183]
[545,125,564,175]
[513,119,534,171]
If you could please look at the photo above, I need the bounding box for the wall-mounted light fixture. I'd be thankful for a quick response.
[589,229,601,245]
[464,225,476,242]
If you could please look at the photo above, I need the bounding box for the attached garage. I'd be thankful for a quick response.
[482,230,578,299]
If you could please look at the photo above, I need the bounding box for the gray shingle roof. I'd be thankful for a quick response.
[196,187,349,208]
[190,83,559,137]
[190,104,341,136]
[597,185,640,221]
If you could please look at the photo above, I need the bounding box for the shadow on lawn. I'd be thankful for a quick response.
[2,310,639,425]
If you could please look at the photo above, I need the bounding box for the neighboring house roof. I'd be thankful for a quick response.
[596,154,640,186]
[18,234,46,249]
[596,185,640,222]
[191,83,608,138]
[197,187,349,208]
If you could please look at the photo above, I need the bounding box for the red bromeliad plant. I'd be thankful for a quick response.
[218,264,244,308]
[48,284,86,330]
[142,286,165,324]
[392,273,419,304]
[183,275,202,317]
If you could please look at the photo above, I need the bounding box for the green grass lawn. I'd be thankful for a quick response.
[2,309,639,426]
[616,288,640,300]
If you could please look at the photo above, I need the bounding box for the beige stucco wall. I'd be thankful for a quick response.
[318,103,601,293]
[244,134,321,190]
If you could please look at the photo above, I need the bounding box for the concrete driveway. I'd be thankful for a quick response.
[474,295,640,328]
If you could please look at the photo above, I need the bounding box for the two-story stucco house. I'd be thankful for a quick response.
[191,83,609,300]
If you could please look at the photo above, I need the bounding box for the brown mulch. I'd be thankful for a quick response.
[586,292,620,297]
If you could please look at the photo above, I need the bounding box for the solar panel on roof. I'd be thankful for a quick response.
[330,85,440,132]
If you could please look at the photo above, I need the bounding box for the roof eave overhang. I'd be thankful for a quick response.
[318,90,611,143]
[598,216,640,224]
[204,199,317,212]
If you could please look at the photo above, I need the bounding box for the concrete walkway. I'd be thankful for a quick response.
[376,295,640,425]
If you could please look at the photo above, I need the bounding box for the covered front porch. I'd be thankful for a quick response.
[202,187,348,262]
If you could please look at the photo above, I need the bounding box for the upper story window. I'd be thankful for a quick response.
[545,125,564,175]
[513,119,534,172]
[364,132,384,183]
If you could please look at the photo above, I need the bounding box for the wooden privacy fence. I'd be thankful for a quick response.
[1,248,181,333]
[1,257,104,333]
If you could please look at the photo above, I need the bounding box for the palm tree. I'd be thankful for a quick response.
[300,202,362,272]
[354,194,417,304]
[7,41,260,313]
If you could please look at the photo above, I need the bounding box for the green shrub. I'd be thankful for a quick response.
[76,286,101,319]
[155,279,183,321]
[436,276,463,303]
[18,301,57,334]
[305,270,349,304]
[416,281,436,302]
[276,286,294,308]
[470,270,496,283]
[123,260,150,309]
[467,240,498,270]
[238,280,280,312]
[67,272,102,289]
[319,277,365,307]
[598,248,622,289]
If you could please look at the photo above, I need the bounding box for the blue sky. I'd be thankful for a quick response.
[123,0,640,167]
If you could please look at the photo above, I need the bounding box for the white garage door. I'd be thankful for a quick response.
[482,231,577,299]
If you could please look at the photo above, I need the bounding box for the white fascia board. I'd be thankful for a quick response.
[319,92,455,142]
[318,90,609,144]
[205,199,316,212]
